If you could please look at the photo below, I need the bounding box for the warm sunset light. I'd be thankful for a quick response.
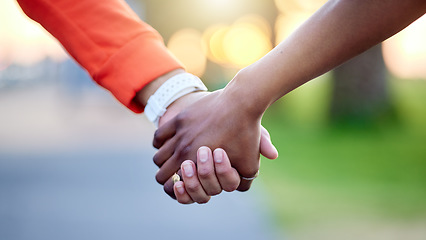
[274,0,326,14]
[223,22,272,68]
[203,25,231,65]
[199,0,243,14]
[274,0,303,14]
[167,28,207,77]
[274,0,325,45]
[383,15,426,79]
[274,1,426,79]
[0,1,67,66]
[275,12,312,45]
[235,14,272,40]
[201,15,272,69]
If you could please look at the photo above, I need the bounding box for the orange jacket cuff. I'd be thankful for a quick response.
[93,35,182,113]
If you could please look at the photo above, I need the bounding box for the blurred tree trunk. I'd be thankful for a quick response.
[330,44,395,126]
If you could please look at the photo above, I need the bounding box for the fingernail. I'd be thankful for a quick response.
[175,182,185,195]
[214,149,223,163]
[199,147,208,163]
[182,162,194,177]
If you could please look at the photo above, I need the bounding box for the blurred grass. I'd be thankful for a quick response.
[259,74,426,237]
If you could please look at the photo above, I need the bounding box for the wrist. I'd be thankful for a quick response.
[223,68,270,119]
[134,68,185,107]
[143,72,208,127]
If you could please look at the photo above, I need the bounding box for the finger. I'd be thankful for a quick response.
[236,155,259,192]
[259,126,278,160]
[213,148,240,192]
[153,137,178,167]
[155,153,181,185]
[197,146,222,196]
[156,138,199,185]
[174,181,194,204]
[163,169,182,200]
[181,160,211,204]
[153,119,176,149]
[163,176,176,199]
[237,179,254,192]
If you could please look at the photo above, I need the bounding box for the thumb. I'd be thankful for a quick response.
[259,126,278,160]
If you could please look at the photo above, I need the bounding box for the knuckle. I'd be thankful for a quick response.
[155,173,166,185]
[207,189,222,196]
[152,131,162,148]
[178,143,192,158]
[198,167,214,179]
[185,182,200,193]
[152,154,162,167]
[223,183,239,192]
[175,111,188,125]
[163,185,176,200]
[197,197,210,204]
[177,199,191,205]
[153,129,160,138]
[175,142,193,163]
[216,167,231,177]
[237,184,251,192]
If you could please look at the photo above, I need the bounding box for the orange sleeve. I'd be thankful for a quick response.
[17,0,183,113]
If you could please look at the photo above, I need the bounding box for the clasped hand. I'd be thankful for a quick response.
[153,89,277,203]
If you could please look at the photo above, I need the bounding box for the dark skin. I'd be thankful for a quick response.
[153,89,262,191]
[152,90,277,199]
[153,0,426,199]
[135,71,277,200]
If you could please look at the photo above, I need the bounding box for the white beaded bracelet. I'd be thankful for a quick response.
[144,73,207,127]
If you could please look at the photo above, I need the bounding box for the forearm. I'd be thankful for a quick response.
[17,0,182,113]
[227,0,426,116]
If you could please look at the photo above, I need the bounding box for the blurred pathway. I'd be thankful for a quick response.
[0,86,281,240]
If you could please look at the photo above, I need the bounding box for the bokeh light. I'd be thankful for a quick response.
[383,15,426,79]
[201,15,272,69]
[273,0,426,79]
[203,25,231,65]
[1,1,426,240]
[223,22,272,68]
[167,28,207,77]
[235,14,272,40]
[274,0,326,44]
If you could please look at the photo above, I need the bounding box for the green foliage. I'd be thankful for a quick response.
[259,76,426,229]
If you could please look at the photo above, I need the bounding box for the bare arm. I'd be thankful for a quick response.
[227,0,426,116]
[153,0,425,195]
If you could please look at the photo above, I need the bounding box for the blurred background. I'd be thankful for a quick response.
[0,0,425,239]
